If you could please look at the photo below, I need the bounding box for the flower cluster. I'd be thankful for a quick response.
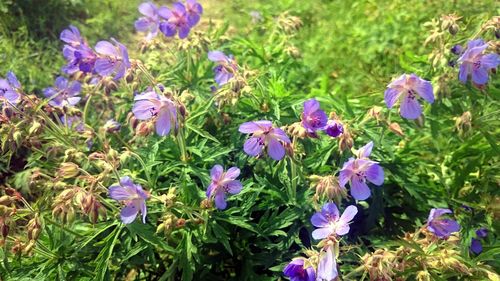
[135,1,203,40]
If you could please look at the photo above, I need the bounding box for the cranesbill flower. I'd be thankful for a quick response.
[239,120,291,161]
[317,246,338,281]
[60,25,84,47]
[458,39,500,85]
[470,228,488,254]
[283,259,316,281]
[476,228,488,238]
[301,98,327,134]
[208,51,238,86]
[109,176,149,224]
[0,71,22,106]
[206,165,242,210]
[159,2,191,39]
[339,142,384,200]
[132,90,177,136]
[324,119,343,138]
[384,74,434,119]
[60,25,97,74]
[43,76,81,107]
[311,202,357,240]
[426,208,460,239]
[94,39,131,80]
[135,2,161,40]
[185,0,203,26]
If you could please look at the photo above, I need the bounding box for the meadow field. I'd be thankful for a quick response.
[0,0,499,280]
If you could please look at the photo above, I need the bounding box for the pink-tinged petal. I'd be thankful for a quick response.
[6,71,21,88]
[60,26,81,45]
[210,164,223,180]
[272,128,291,143]
[467,39,485,49]
[384,88,402,109]
[139,200,147,223]
[350,176,371,200]
[472,67,489,85]
[224,167,240,180]
[311,227,331,240]
[94,59,116,77]
[134,91,159,101]
[322,202,340,218]
[303,98,320,114]
[113,63,126,80]
[339,160,354,187]
[239,121,265,133]
[335,223,350,236]
[427,208,452,222]
[480,53,500,69]
[399,94,422,120]
[155,109,172,136]
[365,163,384,186]
[95,41,118,57]
[120,202,139,224]
[339,205,358,224]
[387,74,407,88]
[225,180,242,194]
[459,63,470,83]
[357,141,373,158]
[310,212,328,228]
[267,138,285,160]
[206,183,216,197]
[158,6,173,19]
[412,76,434,104]
[132,100,156,120]
[66,97,81,106]
[317,247,338,280]
[208,51,228,62]
[138,2,157,18]
[214,191,227,209]
[109,186,131,200]
[135,18,152,32]
[243,137,264,156]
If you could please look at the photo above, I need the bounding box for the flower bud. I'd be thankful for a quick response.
[287,122,308,139]
[103,119,121,133]
[0,195,13,206]
[367,106,383,122]
[338,128,353,152]
[388,122,404,136]
[135,121,154,137]
[448,24,459,35]
[28,121,42,135]
[57,162,80,179]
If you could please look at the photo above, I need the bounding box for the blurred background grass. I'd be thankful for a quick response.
[0,0,496,94]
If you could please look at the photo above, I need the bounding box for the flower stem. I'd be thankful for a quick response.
[176,126,188,163]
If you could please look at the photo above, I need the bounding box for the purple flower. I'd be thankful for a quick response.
[458,39,500,85]
[301,98,327,134]
[94,39,131,80]
[104,119,122,133]
[324,119,343,137]
[311,202,357,240]
[317,246,338,281]
[132,90,177,136]
[61,115,85,132]
[476,228,488,238]
[339,142,384,200]
[135,2,161,40]
[239,120,291,161]
[208,51,238,86]
[206,165,242,210]
[470,238,482,254]
[451,44,463,55]
[43,76,81,107]
[384,74,434,120]
[283,259,316,281]
[0,71,22,106]
[159,2,191,39]
[185,0,203,26]
[426,208,460,239]
[109,176,149,224]
[60,25,97,74]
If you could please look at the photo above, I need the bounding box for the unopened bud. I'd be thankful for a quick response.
[0,195,13,206]
[388,122,404,136]
[57,162,79,178]
[448,24,459,35]
[135,122,154,137]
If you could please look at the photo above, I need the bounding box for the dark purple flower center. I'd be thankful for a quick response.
[473,60,481,70]
[407,89,416,100]
[149,107,158,117]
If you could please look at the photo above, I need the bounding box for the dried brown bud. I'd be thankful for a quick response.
[287,122,308,139]
[338,128,354,152]
[310,175,348,204]
[388,122,404,136]
[367,106,383,122]
[135,121,155,137]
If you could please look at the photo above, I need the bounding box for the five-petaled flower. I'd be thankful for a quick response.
[324,119,343,138]
[206,165,242,210]
[311,202,358,240]
[208,51,238,86]
[60,25,97,74]
[132,89,178,136]
[135,2,162,40]
[426,208,460,239]
[384,74,434,120]
[159,2,192,39]
[458,39,500,85]
[301,98,327,134]
[185,0,203,26]
[0,71,22,106]
[283,258,316,281]
[339,141,384,200]
[239,120,291,161]
[43,76,81,107]
[94,38,131,80]
[109,176,149,224]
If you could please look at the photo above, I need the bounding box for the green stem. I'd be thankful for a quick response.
[176,127,188,163]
